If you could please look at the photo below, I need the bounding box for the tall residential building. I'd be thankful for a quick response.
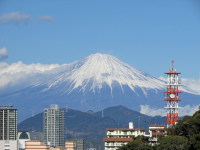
[0,106,18,150]
[43,104,65,147]
[0,106,17,140]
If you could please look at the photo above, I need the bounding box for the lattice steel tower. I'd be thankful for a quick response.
[164,61,181,127]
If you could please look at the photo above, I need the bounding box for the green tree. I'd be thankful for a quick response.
[166,110,200,150]
[117,136,153,150]
[157,135,188,150]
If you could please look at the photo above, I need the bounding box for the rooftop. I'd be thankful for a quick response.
[103,137,133,142]
[0,106,16,110]
[106,128,146,131]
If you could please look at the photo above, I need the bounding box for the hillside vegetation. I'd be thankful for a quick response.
[118,109,200,150]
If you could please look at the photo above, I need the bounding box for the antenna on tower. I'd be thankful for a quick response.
[66,105,68,112]
[102,109,104,118]
[172,60,174,72]
[32,110,35,117]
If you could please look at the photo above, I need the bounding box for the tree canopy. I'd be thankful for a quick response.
[117,110,200,150]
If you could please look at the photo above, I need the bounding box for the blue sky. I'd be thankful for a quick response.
[0,0,200,78]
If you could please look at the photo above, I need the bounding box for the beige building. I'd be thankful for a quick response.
[65,140,85,150]
[25,141,66,150]
[25,141,49,150]
[65,141,76,150]
[103,122,146,150]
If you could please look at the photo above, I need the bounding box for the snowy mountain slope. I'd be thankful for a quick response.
[0,53,199,121]
[41,53,165,96]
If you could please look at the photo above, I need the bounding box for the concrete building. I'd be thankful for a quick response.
[0,106,18,140]
[148,125,166,145]
[0,140,18,150]
[25,141,66,150]
[43,105,65,147]
[103,122,146,150]
[76,140,85,150]
[29,131,44,141]
[0,106,18,150]
[65,141,76,150]
[25,141,49,150]
[65,140,85,150]
[18,131,31,150]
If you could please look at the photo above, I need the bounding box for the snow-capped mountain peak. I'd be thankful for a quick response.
[43,53,164,95]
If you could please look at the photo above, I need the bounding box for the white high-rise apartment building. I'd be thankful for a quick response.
[43,104,65,147]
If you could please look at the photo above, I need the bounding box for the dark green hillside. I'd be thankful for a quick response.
[18,105,168,149]
[95,105,166,129]
[18,113,43,131]
[18,108,118,149]
[166,109,200,150]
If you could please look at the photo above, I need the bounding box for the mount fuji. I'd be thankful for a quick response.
[0,53,199,121]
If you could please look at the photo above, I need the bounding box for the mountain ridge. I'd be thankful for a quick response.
[0,53,199,121]
[18,105,167,149]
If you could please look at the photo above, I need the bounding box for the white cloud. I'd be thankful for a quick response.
[140,105,166,117]
[140,104,199,117]
[0,62,68,92]
[0,12,54,25]
[0,12,31,24]
[159,76,200,95]
[179,105,199,116]
[181,77,200,95]
[39,15,54,22]
[0,47,8,61]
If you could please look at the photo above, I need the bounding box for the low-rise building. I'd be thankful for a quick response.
[148,125,166,145]
[18,131,31,150]
[65,141,76,150]
[25,141,49,150]
[65,140,85,150]
[25,141,66,150]
[0,140,18,150]
[103,122,146,150]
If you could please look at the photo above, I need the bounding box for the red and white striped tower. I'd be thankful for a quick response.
[164,61,181,127]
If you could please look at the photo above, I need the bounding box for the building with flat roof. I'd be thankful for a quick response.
[65,139,86,150]
[148,125,166,145]
[25,141,49,150]
[65,141,76,150]
[0,106,17,140]
[0,106,18,150]
[43,105,65,147]
[103,122,146,150]
[25,141,66,150]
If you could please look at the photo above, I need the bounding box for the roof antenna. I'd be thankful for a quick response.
[172,60,174,72]
[66,104,68,112]
[32,110,35,117]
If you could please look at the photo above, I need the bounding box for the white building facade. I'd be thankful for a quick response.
[43,105,65,147]
[0,140,18,150]
[103,122,146,150]
[148,125,166,145]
